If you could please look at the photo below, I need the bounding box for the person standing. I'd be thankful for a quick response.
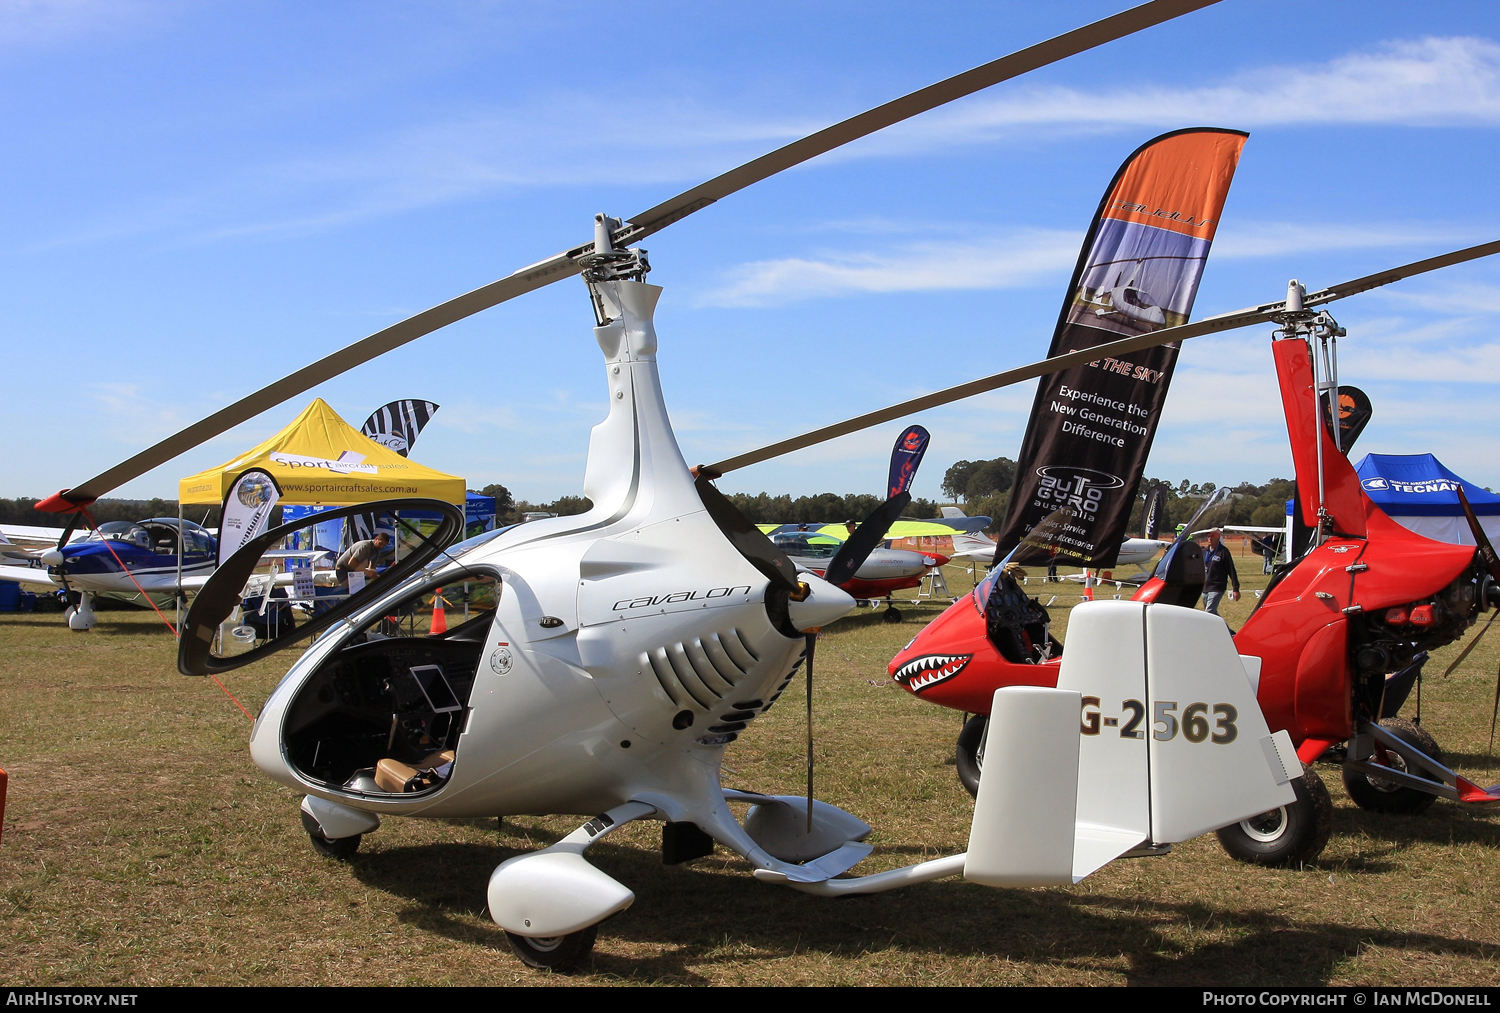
[336,531,390,584]
[1201,527,1240,615]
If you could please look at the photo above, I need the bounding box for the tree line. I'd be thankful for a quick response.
[1,470,1298,537]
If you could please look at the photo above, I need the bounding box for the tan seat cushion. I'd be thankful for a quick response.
[375,758,420,793]
[374,751,455,793]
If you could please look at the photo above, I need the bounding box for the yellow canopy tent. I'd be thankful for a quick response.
[178,398,465,506]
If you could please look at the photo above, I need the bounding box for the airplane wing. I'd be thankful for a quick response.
[0,524,78,547]
[0,566,62,588]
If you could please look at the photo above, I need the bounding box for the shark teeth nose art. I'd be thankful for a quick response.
[893,654,972,693]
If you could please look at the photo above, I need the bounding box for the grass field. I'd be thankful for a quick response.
[2,552,1499,986]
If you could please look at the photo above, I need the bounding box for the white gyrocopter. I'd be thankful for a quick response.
[34,1,1500,968]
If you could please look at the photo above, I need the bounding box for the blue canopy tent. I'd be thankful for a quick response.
[464,493,497,538]
[1354,453,1500,545]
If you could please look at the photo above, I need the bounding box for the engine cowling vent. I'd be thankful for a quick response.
[641,628,760,712]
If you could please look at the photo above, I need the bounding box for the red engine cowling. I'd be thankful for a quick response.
[888,579,1060,712]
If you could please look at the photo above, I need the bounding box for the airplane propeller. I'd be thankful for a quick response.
[1454,486,1500,758]
[823,425,931,587]
[35,0,1220,514]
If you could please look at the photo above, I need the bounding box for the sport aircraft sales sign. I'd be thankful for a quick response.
[995,128,1246,568]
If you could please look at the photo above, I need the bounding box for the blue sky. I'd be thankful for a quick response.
[6,0,1500,506]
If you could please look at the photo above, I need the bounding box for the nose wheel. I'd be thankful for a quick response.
[504,925,598,970]
[1341,718,1442,815]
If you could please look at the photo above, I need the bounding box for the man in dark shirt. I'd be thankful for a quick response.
[336,532,390,584]
[1201,528,1240,616]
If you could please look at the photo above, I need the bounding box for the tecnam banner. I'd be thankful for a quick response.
[995,127,1246,567]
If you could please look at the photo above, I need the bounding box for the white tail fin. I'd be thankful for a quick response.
[964,687,1080,887]
[964,601,1298,887]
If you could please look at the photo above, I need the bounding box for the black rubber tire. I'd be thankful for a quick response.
[1342,718,1443,815]
[955,714,987,799]
[1215,763,1333,866]
[882,607,903,624]
[504,925,598,970]
[308,829,361,860]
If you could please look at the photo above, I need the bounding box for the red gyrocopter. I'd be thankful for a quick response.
[886,276,1500,866]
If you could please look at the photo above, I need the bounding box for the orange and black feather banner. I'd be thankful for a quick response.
[995,128,1247,567]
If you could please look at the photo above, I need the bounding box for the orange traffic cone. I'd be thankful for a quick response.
[428,588,448,636]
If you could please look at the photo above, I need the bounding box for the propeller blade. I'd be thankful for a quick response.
[824,492,912,587]
[709,240,1500,474]
[1442,610,1497,679]
[694,476,801,593]
[44,1,1217,510]
[1457,486,1500,585]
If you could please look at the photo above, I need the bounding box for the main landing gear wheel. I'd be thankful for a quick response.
[1215,763,1332,866]
[1342,718,1442,815]
[504,925,598,970]
[301,808,361,859]
[307,829,362,859]
[956,714,987,799]
[882,606,903,624]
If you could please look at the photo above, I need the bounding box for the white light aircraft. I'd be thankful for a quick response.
[32,0,1500,969]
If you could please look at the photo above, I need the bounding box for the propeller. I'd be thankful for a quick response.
[1457,486,1500,589]
[708,240,1500,475]
[1454,486,1500,762]
[694,475,802,594]
[36,0,1218,513]
[822,425,930,586]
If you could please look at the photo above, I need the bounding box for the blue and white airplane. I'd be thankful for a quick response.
[0,397,442,630]
[0,518,220,629]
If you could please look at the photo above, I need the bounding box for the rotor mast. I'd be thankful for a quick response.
[1269,280,1347,548]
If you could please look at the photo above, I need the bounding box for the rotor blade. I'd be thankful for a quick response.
[49,1,1216,507]
[612,0,1223,247]
[709,241,1500,474]
[57,252,582,507]
[1304,240,1500,307]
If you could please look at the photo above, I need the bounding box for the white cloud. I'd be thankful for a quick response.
[0,0,147,48]
[696,228,1080,307]
[853,36,1500,157]
[33,34,1500,256]
[1212,222,1491,261]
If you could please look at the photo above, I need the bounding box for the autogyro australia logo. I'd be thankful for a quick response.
[1034,465,1125,520]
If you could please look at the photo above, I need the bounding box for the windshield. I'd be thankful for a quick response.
[87,523,149,549]
[772,533,841,559]
[1150,486,1237,579]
